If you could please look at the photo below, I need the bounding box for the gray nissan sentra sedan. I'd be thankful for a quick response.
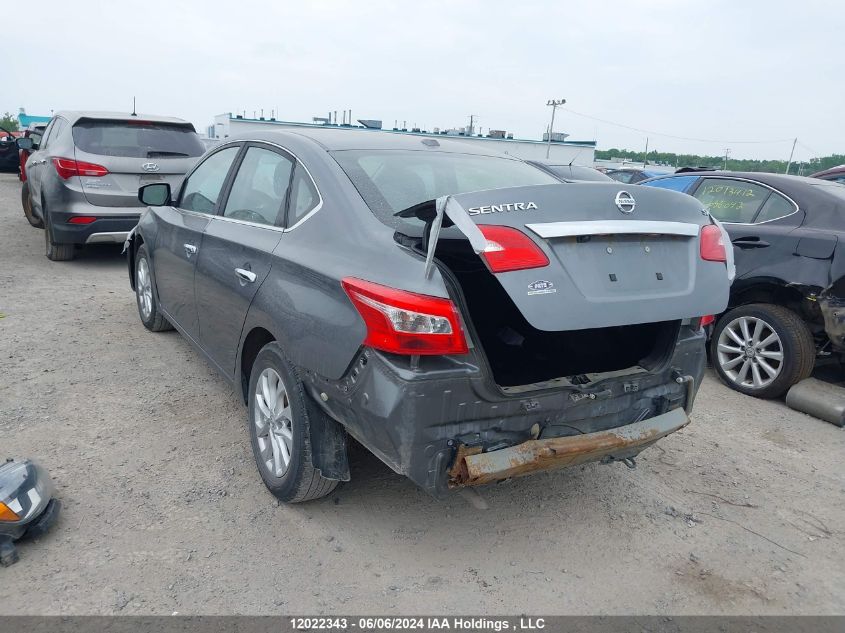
[19,111,204,261]
[125,128,732,502]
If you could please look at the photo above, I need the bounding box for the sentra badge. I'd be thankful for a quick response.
[467,202,538,216]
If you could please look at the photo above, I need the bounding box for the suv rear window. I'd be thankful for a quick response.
[333,150,559,230]
[72,119,205,158]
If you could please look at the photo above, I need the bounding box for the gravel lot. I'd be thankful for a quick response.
[1,172,843,615]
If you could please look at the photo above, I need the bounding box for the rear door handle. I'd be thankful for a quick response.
[184,243,197,257]
[731,238,770,248]
[235,268,257,283]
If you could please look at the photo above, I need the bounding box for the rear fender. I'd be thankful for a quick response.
[236,320,351,482]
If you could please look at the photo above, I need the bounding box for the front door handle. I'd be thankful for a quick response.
[235,268,255,284]
[184,243,197,257]
[731,237,770,249]
[235,268,257,284]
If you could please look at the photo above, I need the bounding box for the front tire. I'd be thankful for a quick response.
[135,244,173,332]
[711,303,814,398]
[248,343,338,503]
[43,203,74,261]
[21,182,43,228]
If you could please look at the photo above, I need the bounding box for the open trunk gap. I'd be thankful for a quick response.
[434,239,681,390]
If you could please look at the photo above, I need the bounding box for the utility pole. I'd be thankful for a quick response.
[723,148,731,170]
[785,137,797,174]
[643,137,649,167]
[468,114,478,136]
[545,99,566,158]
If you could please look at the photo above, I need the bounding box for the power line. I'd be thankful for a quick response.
[560,107,795,145]
[798,141,824,159]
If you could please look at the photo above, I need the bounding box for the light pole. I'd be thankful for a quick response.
[545,99,566,158]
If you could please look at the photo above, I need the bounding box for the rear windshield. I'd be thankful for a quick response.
[333,150,559,231]
[72,119,205,158]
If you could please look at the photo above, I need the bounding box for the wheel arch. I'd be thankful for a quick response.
[238,325,351,482]
[238,326,277,404]
[729,279,811,314]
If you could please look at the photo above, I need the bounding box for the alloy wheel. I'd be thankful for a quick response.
[136,258,153,320]
[716,316,784,390]
[254,368,294,478]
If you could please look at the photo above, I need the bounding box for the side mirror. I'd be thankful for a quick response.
[16,137,34,151]
[138,183,171,206]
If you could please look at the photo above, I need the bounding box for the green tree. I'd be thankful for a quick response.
[595,148,844,176]
[0,111,19,132]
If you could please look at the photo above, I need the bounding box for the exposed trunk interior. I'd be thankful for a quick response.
[434,239,680,390]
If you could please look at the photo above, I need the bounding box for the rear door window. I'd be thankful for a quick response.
[39,119,56,149]
[72,119,205,158]
[287,166,320,227]
[179,146,240,214]
[222,146,293,227]
[693,178,771,223]
[754,191,796,223]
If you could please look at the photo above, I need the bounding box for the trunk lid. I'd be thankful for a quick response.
[74,149,196,208]
[431,183,731,331]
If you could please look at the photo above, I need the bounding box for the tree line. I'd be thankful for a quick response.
[595,148,844,176]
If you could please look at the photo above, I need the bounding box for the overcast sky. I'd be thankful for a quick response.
[6,0,842,160]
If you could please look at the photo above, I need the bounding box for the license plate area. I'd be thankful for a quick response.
[552,234,693,297]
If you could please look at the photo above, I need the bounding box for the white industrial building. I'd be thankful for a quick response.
[211,113,596,165]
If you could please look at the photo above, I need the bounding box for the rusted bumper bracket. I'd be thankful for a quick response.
[448,408,690,487]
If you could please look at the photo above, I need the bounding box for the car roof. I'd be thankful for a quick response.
[651,170,822,188]
[810,165,845,178]
[53,110,194,126]
[226,127,521,158]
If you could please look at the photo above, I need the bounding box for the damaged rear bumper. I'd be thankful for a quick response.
[448,408,688,487]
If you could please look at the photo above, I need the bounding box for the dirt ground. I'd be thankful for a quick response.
[1,172,843,615]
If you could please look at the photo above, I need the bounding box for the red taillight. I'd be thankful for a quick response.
[700,224,726,262]
[700,315,715,327]
[67,216,97,224]
[341,278,469,356]
[477,225,549,273]
[52,157,109,179]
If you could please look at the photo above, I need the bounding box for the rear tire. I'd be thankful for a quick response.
[248,342,338,503]
[135,244,173,332]
[710,303,814,399]
[43,202,75,261]
[21,182,43,228]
